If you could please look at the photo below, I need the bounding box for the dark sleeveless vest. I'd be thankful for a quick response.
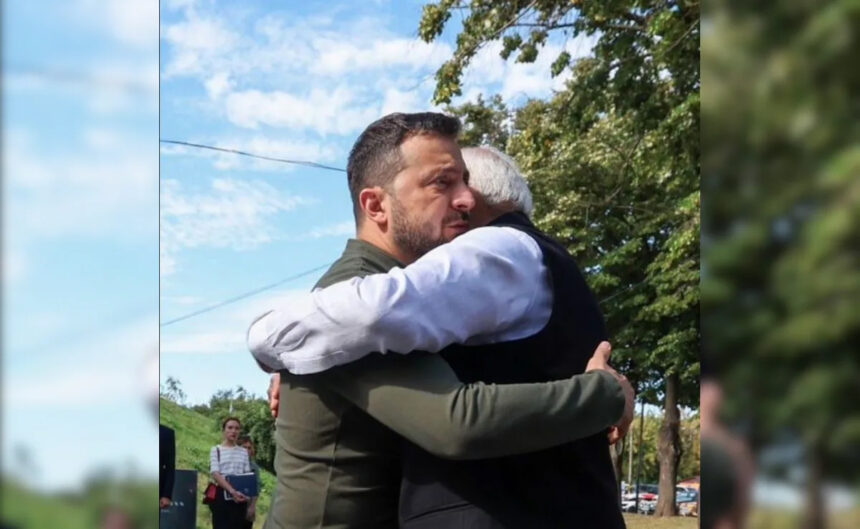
[399,212,625,529]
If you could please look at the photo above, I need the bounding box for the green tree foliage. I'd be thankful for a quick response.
[620,410,699,485]
[193,386,276,474]
[702,1,860,525]
[160,376,186,404]
[445,94,510,149]
[423,0,699,514]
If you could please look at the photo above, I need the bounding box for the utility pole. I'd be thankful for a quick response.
[634,399,646,514]
[628,414,634,485]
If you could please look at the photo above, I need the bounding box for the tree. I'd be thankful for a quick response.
[445,94,511,149]
[422,0,699,514]
[702,1,860,526]
[160,376,186,404]
[200,386,277,473]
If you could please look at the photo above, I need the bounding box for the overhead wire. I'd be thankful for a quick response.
[160,262,335,327]
[160,139,346,172]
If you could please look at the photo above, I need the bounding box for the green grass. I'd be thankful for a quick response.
[160,398,276,529]
[623,513,698,529]
[749,508,860,529]
[1,480,92,529]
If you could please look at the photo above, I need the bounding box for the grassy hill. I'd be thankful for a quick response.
[160,398,275,529]
[1,476,158,529]
[1,480,93,529]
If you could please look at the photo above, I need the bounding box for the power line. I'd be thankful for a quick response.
[160,262,334,327]
[160,139,346,173]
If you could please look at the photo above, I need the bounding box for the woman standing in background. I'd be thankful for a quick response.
[208,417,251,529]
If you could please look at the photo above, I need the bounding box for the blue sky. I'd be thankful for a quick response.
[158,0,596,406]
[3,0,159,490]
[0,0,595,492]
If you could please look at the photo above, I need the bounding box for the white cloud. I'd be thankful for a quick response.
[380,87,423,116]
[162,14,241,77]
[160,178,314,275]
[311,38,452,76]
[458,34,599,104]
[161,250,178,277]
[71,0,159,50]
[3,249,27,285]
[159,6,599,143]
[205,71,233,99]
[224,87,379,134]
[214,137,339,171]
[163,0,197,11]
[160,10,452,136]
[161,288,312,355]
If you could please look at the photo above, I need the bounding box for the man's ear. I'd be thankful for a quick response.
[358,187,388,227]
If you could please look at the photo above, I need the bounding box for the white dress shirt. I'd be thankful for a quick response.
[247,226,552,374]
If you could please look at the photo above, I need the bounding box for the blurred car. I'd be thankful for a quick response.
[622,483,658,502]
[676,486,699,516]
[621,484,659,514]
[637,500,657,515]
[678,499,698,517]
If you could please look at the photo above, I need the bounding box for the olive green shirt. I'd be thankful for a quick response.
[265,239,625,529]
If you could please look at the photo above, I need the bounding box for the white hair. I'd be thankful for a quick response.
[461,146,534,217]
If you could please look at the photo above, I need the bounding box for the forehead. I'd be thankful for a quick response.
[396,134,464,177]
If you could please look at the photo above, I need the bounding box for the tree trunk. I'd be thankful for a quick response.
[610,436,624,504]
[655,373,682,516]
[803,445,825,529]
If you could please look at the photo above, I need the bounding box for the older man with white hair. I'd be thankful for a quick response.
[250,143,633,528]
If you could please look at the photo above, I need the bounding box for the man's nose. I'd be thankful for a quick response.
[452,184,476,212]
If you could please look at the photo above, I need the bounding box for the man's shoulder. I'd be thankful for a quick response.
[315,253,388,288]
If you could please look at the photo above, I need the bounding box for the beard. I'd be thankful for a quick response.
[390,196,465,258]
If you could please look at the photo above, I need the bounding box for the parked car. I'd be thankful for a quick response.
[676,487,698,503]
[676,486,699,517]
[622,483,659,502]
[637,500,657,515]
[621,484,659,514]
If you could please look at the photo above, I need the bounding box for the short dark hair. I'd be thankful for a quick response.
[221,416,241,430]
[238,435,252,445]
[346,112,461,222]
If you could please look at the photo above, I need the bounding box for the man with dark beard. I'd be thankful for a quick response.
[249,113,633,529]
[252,145,632,528]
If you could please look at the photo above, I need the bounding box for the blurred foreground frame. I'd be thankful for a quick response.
[701,0,860,528]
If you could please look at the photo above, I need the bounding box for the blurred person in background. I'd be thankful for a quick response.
[238,436,261,528]
[101,508,133,529]
[209,417,251,529]
[159,424,175,510]
[700,359,753,529]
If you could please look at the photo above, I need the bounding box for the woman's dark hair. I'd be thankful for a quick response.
[221,416,242,430]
